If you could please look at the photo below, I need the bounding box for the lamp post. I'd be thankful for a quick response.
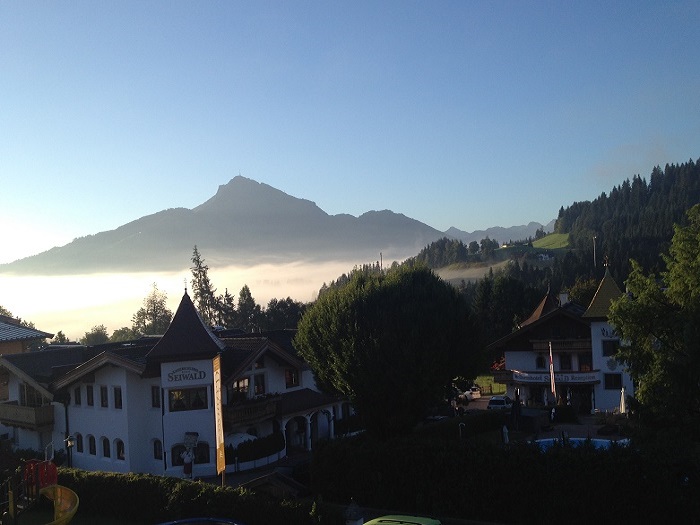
[65,436,75,468]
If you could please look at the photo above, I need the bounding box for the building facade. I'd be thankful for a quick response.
[489,269,634,413]
[0,293,347,479]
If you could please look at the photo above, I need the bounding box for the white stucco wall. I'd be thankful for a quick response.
[590,321,634,412]
[161,359,217,479]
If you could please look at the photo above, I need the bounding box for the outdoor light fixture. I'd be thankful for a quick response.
[65,435,75,467]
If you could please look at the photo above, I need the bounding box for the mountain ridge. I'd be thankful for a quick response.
[1,176,551,275]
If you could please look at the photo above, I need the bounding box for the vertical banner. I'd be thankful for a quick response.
[549,342,557,399]
[213,354,225,478]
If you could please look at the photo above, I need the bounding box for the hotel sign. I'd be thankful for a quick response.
[512,371,598,384]
[168,367,207,382]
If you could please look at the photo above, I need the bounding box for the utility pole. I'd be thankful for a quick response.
[593,235,597,268]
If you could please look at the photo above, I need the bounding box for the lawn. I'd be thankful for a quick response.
[532,232,569,249]
[475,374,506,395]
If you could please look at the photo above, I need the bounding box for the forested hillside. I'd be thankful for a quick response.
[556,158,700,279]
[405,158,700,354]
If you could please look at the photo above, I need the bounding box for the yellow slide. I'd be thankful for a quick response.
[38,485,79,525]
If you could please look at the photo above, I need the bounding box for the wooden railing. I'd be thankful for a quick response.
[223,396,280,429]
[0,401,54,430]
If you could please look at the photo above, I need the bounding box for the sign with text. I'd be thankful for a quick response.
[512,370,599,384]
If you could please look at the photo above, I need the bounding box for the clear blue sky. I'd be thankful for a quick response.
[2,1,699,265]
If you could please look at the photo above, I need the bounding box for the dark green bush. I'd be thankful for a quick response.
[56,469,322,525]
[225,431,286,464]
[309,428,700,524]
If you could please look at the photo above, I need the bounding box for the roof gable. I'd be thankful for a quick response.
[51,350,146,390]
[220,336,306,383]
[487,293,588,351]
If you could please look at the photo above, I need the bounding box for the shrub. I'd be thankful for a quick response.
[56,468,322,525]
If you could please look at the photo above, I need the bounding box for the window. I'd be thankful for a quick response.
[535,355,546,369]
[102,437,110,458]
[168,387,208,412]
[88,435,96,455]
[285,368,299,388]
[86,385,94,407]
[73,387,81,406]
[151,385,161,408]
[227,378,249,404]
[559,353,572,371]
[153,439,163,460]
[115,439,125,460]
[602,339,620,357]
[604,374,623,390]
[254,373,265,395]
[76,433,83,453]
[578,353,593,372]
[113,386,122,409]
[100,386,108,408]
[19,383,45,408]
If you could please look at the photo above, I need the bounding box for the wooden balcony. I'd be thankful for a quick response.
[223,396,280,430]
[0,401,54,430]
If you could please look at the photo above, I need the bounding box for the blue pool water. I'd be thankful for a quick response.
[532,437,630,451]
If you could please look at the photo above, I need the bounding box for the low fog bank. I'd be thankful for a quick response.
[0,259,372,341]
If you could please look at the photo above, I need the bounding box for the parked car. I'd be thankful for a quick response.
[468,386,481,399]
[487,395,513,410]
[365,515,442,525]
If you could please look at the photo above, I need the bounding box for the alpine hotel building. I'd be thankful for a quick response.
[0,293,346,479]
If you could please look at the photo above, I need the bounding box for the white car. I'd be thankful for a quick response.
[468,386,481,400]
[487,395,513,410]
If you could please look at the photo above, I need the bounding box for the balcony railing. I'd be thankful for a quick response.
[223,396,280,430]
[0,401,54,430]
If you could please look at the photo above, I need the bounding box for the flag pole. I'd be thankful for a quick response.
[549,342,556,403]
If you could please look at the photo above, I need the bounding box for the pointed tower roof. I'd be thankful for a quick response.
[520,289,560,327]
[146,292,225,364]
[582,268,623,319]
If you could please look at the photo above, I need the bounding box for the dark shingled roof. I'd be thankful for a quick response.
[3,345,96,384]
[0,315,53,343]
[147,292,225,363]
[520,291,561,327]
[275,388,341,417]
[583,268,623,319]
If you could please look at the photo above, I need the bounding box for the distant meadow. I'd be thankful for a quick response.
[0,260,355,341]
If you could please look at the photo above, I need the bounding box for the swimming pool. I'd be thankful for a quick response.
[532,437,630,451]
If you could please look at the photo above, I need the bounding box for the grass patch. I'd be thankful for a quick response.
[475,374,506,395]
[532,233,569,249]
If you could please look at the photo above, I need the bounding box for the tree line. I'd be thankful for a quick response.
[45,246,308,345]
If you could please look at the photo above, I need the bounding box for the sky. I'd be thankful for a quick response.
[1,1,700,337]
